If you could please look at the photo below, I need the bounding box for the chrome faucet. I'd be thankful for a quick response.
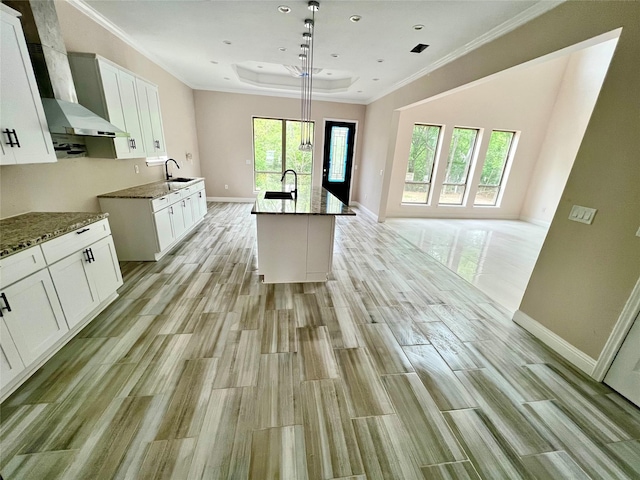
[165,158,180,181]
[281,169,298,199]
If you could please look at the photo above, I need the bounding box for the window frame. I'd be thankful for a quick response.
[252,116,314,193]
[438,127,480,206]
[401,123,443,205]
[474,129,517,207]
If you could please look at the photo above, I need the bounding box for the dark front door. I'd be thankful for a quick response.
[322,120,356,205]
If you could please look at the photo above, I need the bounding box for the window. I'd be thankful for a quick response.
[402,124,441,203]
[474,130,515,206]
[438,127,479,205]
[253,118,313,197]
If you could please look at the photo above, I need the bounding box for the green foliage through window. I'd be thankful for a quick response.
[439,127,479,205]
[474,130,515,206]
[253,118,313,197]
[402,124,441,204]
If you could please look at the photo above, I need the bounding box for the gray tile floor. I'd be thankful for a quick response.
[1,203,638,479]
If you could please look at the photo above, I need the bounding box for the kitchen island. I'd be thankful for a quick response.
[252,187,355,283]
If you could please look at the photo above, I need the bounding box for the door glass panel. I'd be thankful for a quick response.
[328,126,349,182]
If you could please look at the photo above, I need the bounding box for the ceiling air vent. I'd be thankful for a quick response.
[410,43,429,53]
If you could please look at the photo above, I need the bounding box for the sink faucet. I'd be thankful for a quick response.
[281,169,297,199]
[165,158,180,181]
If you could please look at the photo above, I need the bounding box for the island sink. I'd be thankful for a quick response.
[264,191,294,200]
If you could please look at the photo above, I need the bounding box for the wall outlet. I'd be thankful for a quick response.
[569,205,597,225]
[225,184,228,190]
[246,159,251,165]
[134,164,139,174]
[185,152,193,163]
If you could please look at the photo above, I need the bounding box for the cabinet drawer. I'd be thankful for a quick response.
[193,181,205,192]
[41,219,111,264]
[180,186,194,199]
[169,190,183,204]
[0,247,46,289]
[151,195,170,212]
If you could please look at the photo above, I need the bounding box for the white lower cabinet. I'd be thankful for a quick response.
[0,269,68,366]
[48,236,121,329]
[99,180,207,261]
[0,321,24,390]
[0,219,123,400]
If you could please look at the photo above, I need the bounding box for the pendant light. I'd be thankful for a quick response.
[299,1,319,151]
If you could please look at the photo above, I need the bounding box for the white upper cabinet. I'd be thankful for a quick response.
[0,7,56,165]
[136,78,167,158]
[68,53,166,160]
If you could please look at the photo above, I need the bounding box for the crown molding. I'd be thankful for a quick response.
[366,0,566,105]
[64,0,196,89]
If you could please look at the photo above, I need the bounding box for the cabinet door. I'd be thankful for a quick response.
[136,78,166,157]
[0,270,68,365]
[196,189,208,219]
[90,236,123,300]
[154,206,175,252]
[48,249,99,329]
[118,70,145,158]
[171,202,187,239]
[183,197,195,230]
[0,11,56,165]
[0,320,25,390]
[98,61,131,158]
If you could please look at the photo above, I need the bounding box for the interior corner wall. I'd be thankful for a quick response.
[520,38,619,226]
[354,1,640,363]
[192,90,366,199]
[0,0,201,218]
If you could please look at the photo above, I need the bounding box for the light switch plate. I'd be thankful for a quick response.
[569,205,597,225]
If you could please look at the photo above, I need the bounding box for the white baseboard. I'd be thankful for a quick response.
[350,201,378,222]
[512,310,596,375]
[208,197,255,203]
[519,215,551,228]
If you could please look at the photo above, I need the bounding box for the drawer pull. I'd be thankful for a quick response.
[76,228,90,235]
[0,292,12,317]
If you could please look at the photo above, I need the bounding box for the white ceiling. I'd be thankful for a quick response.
[72,0,562,104]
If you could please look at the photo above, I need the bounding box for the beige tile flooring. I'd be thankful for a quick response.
[385,218,548,313]
[1,203,639,479]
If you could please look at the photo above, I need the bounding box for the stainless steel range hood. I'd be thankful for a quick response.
[4,0,125,138]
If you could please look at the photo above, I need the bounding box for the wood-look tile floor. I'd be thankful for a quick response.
[1,203,639,479]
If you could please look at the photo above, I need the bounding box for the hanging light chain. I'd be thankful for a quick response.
[300,1,319,151]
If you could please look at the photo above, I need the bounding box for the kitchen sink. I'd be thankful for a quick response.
[264,191,294,200]
[169,177,195,183]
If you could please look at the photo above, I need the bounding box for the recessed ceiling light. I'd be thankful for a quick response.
[279,47,287,52]
[413,24,424,31]
[223,40,232,45]
[224,77,230,80]
[210,60,218,64]
[278,5,291,14]
[377,59,384,63]
[373,78,379,81]
[327,72,332,76]
[349,15,361,23]
[257,65,263,69]
[331,53,339,58]
[357,90,363,93]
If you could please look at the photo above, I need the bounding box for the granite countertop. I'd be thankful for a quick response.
[252,187,356,216]
[0,212,109,258]
[97,177,204,199]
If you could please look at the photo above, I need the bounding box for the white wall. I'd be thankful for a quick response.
[385,55,569,219]
[193,90,366,199]
[520,38,618,225]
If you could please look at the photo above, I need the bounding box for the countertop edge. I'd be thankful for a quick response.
[97,178,205,200]
[0,212,109,259]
